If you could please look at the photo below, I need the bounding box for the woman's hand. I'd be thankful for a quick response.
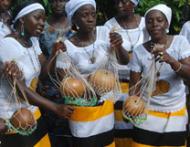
[54,103,74,119]
[109,32,123,50]
[51,41,67,57]
[0,118,7,134]
[152,44,174,63]
[3,61,23,80]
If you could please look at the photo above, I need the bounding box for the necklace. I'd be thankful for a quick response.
[124,17,141,51]
[26,45,41,72]
[83,43,96,64]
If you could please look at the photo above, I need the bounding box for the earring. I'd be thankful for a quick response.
[21,23,25,37]
[76,24,79,30]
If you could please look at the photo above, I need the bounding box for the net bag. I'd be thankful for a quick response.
[122,48,158,125]
[53,49,98,106]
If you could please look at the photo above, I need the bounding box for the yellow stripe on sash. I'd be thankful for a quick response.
[70,100,114,122]
[34,134,51,147]
[33,107,41,120]
[115,138,132,147]
[148,107,186,118]
[29,78,38,91]
[131,140,186,147]
[115,110,123,121]
[105,141,115,147]
[120,82,129,93]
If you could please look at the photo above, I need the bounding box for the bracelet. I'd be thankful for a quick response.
[175,62,182,72]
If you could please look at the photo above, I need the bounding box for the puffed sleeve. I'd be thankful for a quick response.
[178,35,190,60]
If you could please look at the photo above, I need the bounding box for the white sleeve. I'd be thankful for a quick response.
[128,48,142,72]
[178,36,190,60]
[0,39,20,62]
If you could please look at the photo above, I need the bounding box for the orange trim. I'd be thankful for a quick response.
[70,100,114,122]
[115,110,123,121]
[131,140,186,147]
[120,82,129,93]
[148,107,186,118]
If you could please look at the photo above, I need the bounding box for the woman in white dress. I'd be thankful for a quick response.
[129,4,190,147]
[104,1,149,146]
[0,0,74,147]
[56,0,129,146]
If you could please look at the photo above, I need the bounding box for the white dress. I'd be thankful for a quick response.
[56,26,110,75]
[0,21,11,39]
[130,35,190,112]
[180,21,190,44]
[56,26,115,146]
[129,35,190,137]
[104,17,149,80]
[0,37,42,119]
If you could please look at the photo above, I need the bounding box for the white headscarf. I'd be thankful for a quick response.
[65,0,96,23]
[13,3,45,23]
[145,4,172,32]
[130,0,140,6]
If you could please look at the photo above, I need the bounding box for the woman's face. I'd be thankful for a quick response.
[73,4,96,32]
[50,0,67,15]
[146,10,168,39]
[0,0,12,13]
[115,0,135,16]
[23,9,45,37]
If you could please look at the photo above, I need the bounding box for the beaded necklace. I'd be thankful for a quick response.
[124,17,141,51]
[83,43,96,64]
[26,45,40,73]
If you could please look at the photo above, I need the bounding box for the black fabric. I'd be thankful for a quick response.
[114,100,123,110]
[37,79,73,147]
[0,116,48,147]
[133,127,187,146]
[114,129,133,138]
[72,129,114,147]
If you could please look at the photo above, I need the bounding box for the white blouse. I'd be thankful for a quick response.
[56,26,110,75]
[129,35,190,112]
[104,17,149,80]
[180,21,190,44]
[0,21,11,39]
[0,37,42,119]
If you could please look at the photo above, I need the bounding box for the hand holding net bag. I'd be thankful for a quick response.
[122,45,162,125]
[0,67,37,136]
[88,35,121,103]
[49,40,98,106]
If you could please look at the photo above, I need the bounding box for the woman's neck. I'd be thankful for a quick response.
[49,14,67,25]
[117,14,139,29]
[74,29,96,46]
[152,34,168,45]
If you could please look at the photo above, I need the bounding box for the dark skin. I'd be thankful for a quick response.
[47,0,69,36]
[70,4,128,64]
[129,10,190,95]
[114,0,141,29]
[0,0,12,13]
[0,0,12,27]
[0,61,22,133]
[0,9,74,133]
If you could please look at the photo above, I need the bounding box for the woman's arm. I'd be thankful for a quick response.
[39,41,67,80]
[168,57,190,80]
[109,32,129,64]
[16,80,74,119]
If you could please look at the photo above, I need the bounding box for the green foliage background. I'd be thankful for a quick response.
[41,0,190,34]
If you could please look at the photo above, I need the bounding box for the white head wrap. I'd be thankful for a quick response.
[145,4,172,32]
[65,0,96,23]
[130,0,140,6]
[13,3,45,23]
